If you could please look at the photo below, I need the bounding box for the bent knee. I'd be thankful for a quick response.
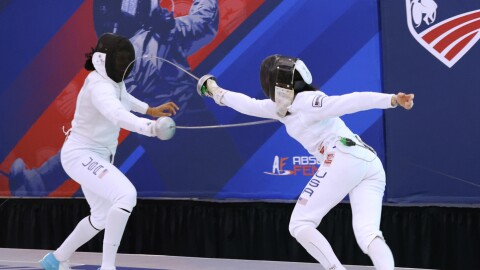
[89,214,106,230]
[355,230,384,254]
[114,187,137,212]
[289,219,319,239]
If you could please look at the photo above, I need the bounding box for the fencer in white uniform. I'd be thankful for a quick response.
[198,54,414,270]
[40,33,178,270]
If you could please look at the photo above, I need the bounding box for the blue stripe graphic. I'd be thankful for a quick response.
[119,146,145,173]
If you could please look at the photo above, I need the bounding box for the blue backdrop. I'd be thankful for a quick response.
[380,0,480,204]
[1,0,477,204]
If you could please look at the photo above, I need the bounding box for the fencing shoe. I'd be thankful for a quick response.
[39,252,71,270]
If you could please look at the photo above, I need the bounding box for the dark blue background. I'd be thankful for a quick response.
[380,0,480,203]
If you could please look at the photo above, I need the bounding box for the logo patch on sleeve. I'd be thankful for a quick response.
[312,95,325,107]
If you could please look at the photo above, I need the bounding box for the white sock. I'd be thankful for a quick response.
[368,237,394,270]
[101,207,131,270]
[54,216,100,261]
[296,227,346,270]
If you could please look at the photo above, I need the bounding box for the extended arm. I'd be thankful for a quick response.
[200,76,278,119]
[222,91,278,119]
[304,91,414,120]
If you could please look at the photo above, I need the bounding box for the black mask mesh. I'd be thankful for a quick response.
[260,54,306,102]
[92,33,136,82]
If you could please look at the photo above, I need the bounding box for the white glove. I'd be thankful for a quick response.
[137,119,156,137]
[197,74,228,105]
[137,116,175,140]
[206,79,227,105]
[137,117,176,140]
[154,116,176,140]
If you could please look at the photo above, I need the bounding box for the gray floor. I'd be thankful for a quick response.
[0,248,435,270]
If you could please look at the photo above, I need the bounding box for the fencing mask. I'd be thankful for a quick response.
[260,55,312,117]
[85,33,136,83]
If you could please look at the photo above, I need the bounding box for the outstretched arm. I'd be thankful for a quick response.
[222,91,278,119]
[302,91,414,120]
[201,76,278,119]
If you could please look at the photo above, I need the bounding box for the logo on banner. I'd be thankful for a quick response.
[264,155,319,176]
[406,0,480,67]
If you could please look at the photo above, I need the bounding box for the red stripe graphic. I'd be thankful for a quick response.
[422,11,480,43]
[445,31,478,61]
[433,20,480,53]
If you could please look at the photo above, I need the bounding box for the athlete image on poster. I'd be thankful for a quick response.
[3,0,243,197]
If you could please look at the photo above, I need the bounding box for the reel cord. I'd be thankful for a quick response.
[172,119,277,129]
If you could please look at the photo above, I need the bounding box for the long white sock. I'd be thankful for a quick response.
[101,207,130,270]
[54,216,100,261]
[296,227,346,270]
[367,237,394,270]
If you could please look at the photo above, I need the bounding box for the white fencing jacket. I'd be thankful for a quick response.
[221,90,395,160]
[69,52,155,156]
